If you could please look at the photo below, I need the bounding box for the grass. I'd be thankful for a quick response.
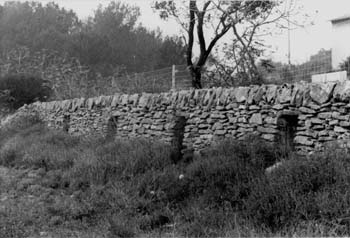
[1,113,350,237]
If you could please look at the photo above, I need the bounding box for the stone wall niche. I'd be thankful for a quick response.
[171,115,187,162]
[63,114,70,132]
[277,112,298,155]
[106,116,118,140]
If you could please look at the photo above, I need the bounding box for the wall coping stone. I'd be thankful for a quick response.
[27,82,345,112]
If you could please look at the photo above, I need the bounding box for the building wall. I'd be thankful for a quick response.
[332,18,350,69]
[20,81,350,153]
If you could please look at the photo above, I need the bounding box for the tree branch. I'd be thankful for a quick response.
[232,23,258,75]
[186,0,196,67]
[196,14,206,59]
[197,22,230,67]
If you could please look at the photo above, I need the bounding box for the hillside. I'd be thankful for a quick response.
[1,112,350,237]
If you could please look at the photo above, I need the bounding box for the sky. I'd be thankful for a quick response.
[0,0,349,64]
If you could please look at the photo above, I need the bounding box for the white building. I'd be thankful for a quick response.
[331,15,350,69]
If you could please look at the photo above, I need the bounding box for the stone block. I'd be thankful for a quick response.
[218,88,230,105]
[265,85,277,103]
[299,107,316,114]
[334,126,347,133]
[318,112,332,119]
[86,98,94,110]
[276,84,292,104]
[253,85,266,102]
[129,94,139,105]
[238,127,254,132]
[249,113,263,125]
[329,120,339,126]
[310,118,323,125]
[234,87,250,103]
[199,129,211,134]
[202,89,214,106]
[312,125,324,130]
[334,80,350,102]
[309,83,335,104]
[257,126,279,134]
[249,105,260,110]
[272,104,284,110]
[340,121,350,127]
[296,130,317,138]
[150,125,164,131]
[214,130,227,135]
[120,94,129,105]
[212,122,223,130]
[264,116,277,125]
[332,111,341,119]
[291,87,303,106]
[153,111,163,119]
[247,85,259,104]
[210,113,226,119]
[237,117,248,123]
[261,134,275,141]
[294,136,314,146]
[138,93,152,107]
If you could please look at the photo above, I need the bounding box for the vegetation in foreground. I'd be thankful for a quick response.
[1,115,350,237]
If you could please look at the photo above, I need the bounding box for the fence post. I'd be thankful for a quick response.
[172,65,176,91]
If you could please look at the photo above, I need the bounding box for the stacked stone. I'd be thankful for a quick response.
[19,80,350,153]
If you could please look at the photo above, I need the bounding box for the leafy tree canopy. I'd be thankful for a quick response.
[154,0,292,88]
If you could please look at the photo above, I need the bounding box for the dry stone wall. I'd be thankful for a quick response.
[22,81,350,153]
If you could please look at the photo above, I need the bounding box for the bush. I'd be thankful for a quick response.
[0,124,81,169]
[178,200,237,237]
[184,137,279,209]
[68,138,175,187]
[0,74,52,110]
[0,114,44,166]
[0,112,43,138]
[60,137,178,228]
[139,137,279,237]
[245,150,350,233]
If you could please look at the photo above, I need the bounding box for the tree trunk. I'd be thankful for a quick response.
[189,66,202,89]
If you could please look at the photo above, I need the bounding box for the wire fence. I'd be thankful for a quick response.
[261,49,350,84]
[110,64,192,94]
[6,46,349,98]
[109,51,347,95]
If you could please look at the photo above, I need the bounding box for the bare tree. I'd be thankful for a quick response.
[154,0,295,88]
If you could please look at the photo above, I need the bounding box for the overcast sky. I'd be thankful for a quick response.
[0,0,349,64]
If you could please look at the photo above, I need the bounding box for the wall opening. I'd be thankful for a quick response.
[106,116,118,140]
[63,115,70,132]
[277,114,298,155]
[171,115,187,162]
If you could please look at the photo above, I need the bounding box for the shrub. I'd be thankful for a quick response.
[62,137,178,228]
[130,136,280,237]
[0,74,52,110]
[245,150,350,233]
[178,200,237,237]
[184,137,279,209]
[107,214,136,238]
[0,135,24,166]
[0,112,44,166]
[67,138,175,187]
[0,112,43,142]
[0,124,81,170]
